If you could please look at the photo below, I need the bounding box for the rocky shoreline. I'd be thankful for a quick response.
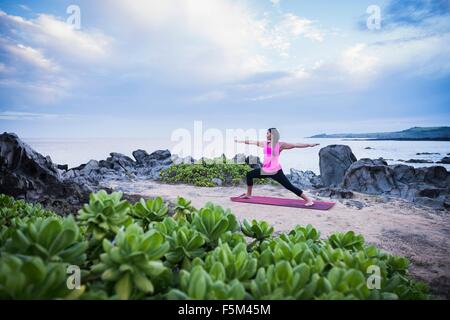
[1,132,449,212]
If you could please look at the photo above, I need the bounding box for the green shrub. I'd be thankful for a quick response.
[191,203,238,246]
[193,242,257,283]
[131,197,168,228]
[167,265,246,300]
[328,231,365,251]
[160,161,268,187]
[241,219,274,241]
[0,254,84,299]
[91,224,170,299]
[2,216,87,265]
[0,194,57,227]
[173,197,196,221]
[0,192,430,300]
[165,226,206,267]
[77,190,132,241]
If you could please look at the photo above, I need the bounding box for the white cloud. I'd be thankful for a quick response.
[340,43,378,77]
[0,10,111,63]
[0,111,68,121]
[339,33,450,81]
[278,13,324,42]
[3,42,59,71]
[102,0,326,81]
[0,9,112,104]
[192,90,226,103]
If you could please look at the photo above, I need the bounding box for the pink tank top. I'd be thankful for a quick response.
[262,142,282,173]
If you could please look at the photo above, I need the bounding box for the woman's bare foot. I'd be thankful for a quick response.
[300,193,314,207]
[238,193,251,199]
[304,200,314,207]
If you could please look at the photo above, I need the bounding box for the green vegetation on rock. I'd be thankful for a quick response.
[160,160,269,187]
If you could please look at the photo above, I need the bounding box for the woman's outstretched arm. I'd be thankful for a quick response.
[235,139,265,147]
[280,142,320,150]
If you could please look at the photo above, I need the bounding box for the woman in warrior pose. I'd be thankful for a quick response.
[235,128,319,206]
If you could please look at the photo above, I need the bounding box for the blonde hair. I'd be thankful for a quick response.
[268,128,280,156]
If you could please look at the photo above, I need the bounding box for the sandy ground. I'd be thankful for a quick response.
[107,180,450,299]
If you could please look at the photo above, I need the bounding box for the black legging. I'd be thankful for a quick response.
[246,168,303,197]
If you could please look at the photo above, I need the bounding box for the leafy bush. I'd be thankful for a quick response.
[241,219,274,241]
[164,226,206,267]
[0,192,430,300]
[173,197,196,221]
[328,231,365,251]
[167,265,246,300]
[193,242,257,283]
[191,203,239,246]
[0,194,57,227]
[3,216,87,265]
[160,161,268,187]
[91,224,169,299]
[0,254,84,300]
[77,190,132,241]
[131,197,169,228]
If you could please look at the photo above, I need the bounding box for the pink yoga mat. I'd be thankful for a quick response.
[230,195,335,210]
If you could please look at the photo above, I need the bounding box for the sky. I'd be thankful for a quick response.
[0,0,449,139]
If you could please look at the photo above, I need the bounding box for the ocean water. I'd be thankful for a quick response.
[23,137,450,174]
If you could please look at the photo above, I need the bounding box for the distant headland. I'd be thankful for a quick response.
[308,126,450,141]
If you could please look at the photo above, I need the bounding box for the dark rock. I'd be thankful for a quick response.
[232,153,246,164]
[132,149,149,164]
[0,132,89,211]
[171,155,195,165]
[344,199,365,210]
[404,159,434,164]
[437,157,450,164]
[287,169,322,189]
[340,152,450,209]
[245,155,261,169]
[319,145,357,187]
[413,196,449,210]
[57,164,68,171]
[211,178,223,186]
[106,153,135,172]
[341,158,395,195]
[364,147,374,150]
[313,187,354,199]
[416,152,440,155]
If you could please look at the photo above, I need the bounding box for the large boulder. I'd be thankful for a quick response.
[340,157,450,209]
[0,132,89,211]
[341,158,397,195]
[287,169,322,189]
[319,145,357,187]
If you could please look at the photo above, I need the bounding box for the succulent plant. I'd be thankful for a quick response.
[194,242,257,282]
[2,216,87,265]
[77,190,132,241]
[241,219,274,241]
[0,192,430,300]
[131,197,169,228]
[167,265,246,300]
[0,194,57,227]
[327,231,365,251]
[165,226,206,266]
[250,261,314,299]
[173,197,196,221]
[91,224,169,300]
[281,224,321,244]
[0,254,84,300]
